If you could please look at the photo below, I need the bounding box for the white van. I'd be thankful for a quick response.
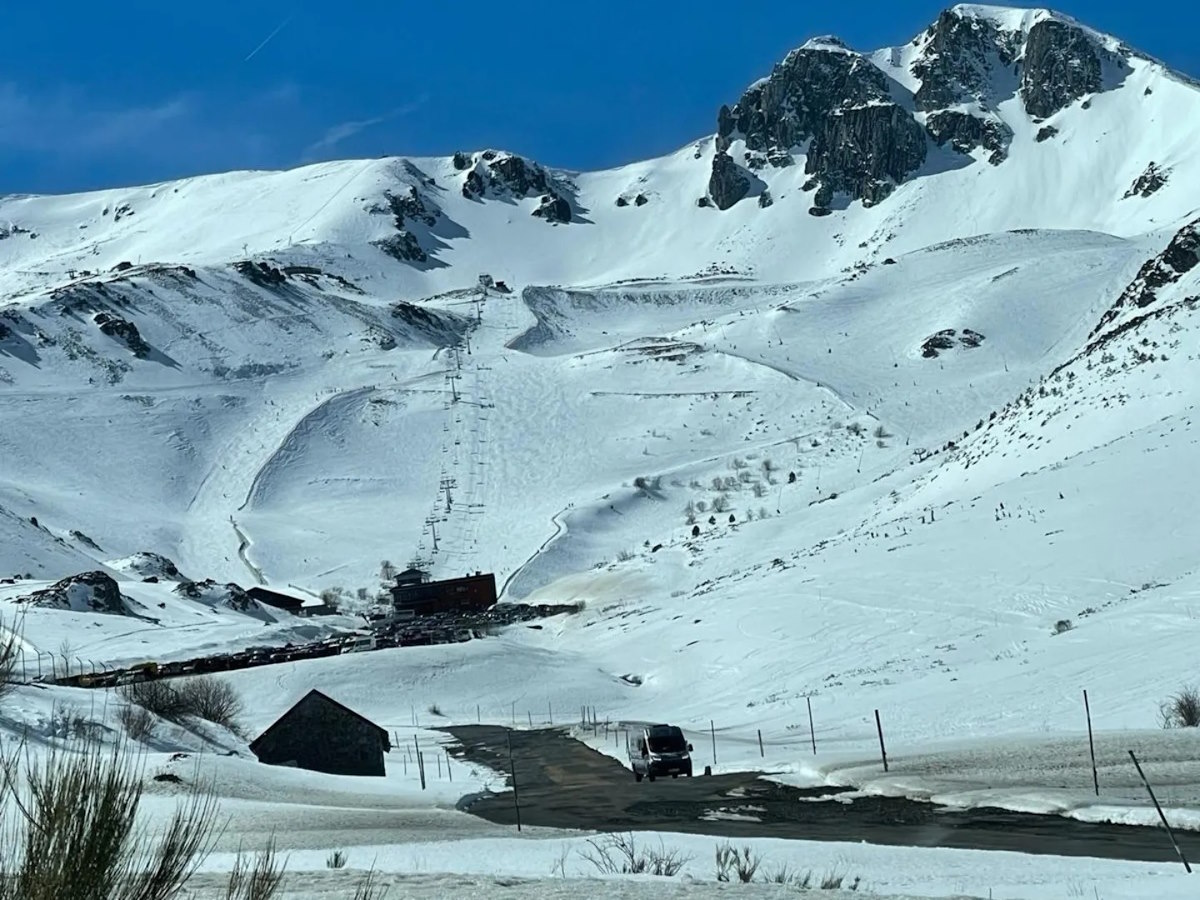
[626,723,694,782]
[340,634,376,654]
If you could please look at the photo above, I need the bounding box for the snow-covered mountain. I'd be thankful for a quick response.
[2,3,1200,810]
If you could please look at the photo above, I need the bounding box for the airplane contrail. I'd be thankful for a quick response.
[244,15,293,62]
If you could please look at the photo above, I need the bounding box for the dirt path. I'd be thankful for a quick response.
[445,726,1200,864]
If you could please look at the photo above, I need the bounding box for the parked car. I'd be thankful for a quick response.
[627,723,694,782]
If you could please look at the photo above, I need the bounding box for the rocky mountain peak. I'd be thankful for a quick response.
[714,40,926,212]
[707,4,1140,212]
[457,150,575,224]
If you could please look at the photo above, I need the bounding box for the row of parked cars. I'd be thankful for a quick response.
[58,601,583,689]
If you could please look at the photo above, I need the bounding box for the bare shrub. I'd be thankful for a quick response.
[177,677,245,732]
[616,549,636,562]
[1161,685,1200,728]
[1052,619,1073,635]
[846,422,866,436]
[326,849,348,869]
[768,865,810,887]
[48,704,101,741]
[873,424,891,439]
[821,871,860,890]
[121,676,244,733]
[226,838,286,900]
[714,843,760,883]
[761,458,776,473]
[0,616,20,697]
[752,483,767,498]
[427,703,444,717]
[712,495,731,513]
[0,737,221,900]
[352,868,388,900]
[582,833,690,877]
[119,704,156,742]
[121,679,187,720]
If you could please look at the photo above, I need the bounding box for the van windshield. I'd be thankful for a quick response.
[647,727,687,753]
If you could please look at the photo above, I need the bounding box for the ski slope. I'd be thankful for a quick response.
[3,5,1200,897]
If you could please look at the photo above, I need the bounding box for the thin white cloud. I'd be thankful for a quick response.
[0,84,193,154]
[301,97,428,160]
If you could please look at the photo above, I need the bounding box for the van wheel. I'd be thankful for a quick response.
[634,771,643,783]
[648,773,656,782]
[672,773,678,779]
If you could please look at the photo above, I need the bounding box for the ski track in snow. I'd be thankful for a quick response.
[3,15,1200,897]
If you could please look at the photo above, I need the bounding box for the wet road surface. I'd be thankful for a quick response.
[445,725,1200,864]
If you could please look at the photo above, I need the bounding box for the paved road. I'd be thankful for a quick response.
[445,725,1200,864]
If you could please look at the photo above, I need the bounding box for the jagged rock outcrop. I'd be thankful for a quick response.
[16,571,128,614]
[107,552,188,582]
[925,111,1011,164]
[912,10,1021,111]
[374,231,428,263]
[531,194,572,223]
[1020,19,1103,118]
[714,40,926,209]
[175,579,252,610]
[383,187,437,228]
[368,186,438,264]
[1092,218,1200,335]
[810,104,928,206]
[93,312,150,357]
[1124,163,1170,199]
[458,151,574,223]
[707,151,751,210]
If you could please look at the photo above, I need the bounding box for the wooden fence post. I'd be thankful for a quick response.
[1084,689,1098,796]
[710,720,717,767]
[874,709,888,773]
[757,729,764,758]
[1129,750,1191,872]
[807,696,816,755]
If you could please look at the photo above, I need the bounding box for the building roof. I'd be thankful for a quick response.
[249,689,391,753]
[246,586,306,609]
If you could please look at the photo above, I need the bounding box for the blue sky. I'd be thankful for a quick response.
[1,1,1195,194]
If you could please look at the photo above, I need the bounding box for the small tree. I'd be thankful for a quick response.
[319,588,343,612]
[379,560,397,582]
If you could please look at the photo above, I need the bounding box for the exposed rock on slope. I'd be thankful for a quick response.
[16,571,128,614]
[716,39,927,209]
[708,152,752,210]
[93,312,150,357]
[1092,217,1200,336]
[1124,163,1170,199]
[459,151,575,224]
[912,9,1022,112]
[174,579,280,622]
[1020,19,1106,118]
[107,552,189,582]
